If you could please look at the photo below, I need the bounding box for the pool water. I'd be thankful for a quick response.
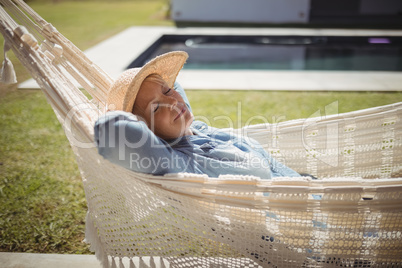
[128,35,402,71]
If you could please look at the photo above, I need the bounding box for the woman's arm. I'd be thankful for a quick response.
[94,110,193,175]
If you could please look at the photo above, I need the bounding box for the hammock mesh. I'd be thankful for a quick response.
[1,1,402,267]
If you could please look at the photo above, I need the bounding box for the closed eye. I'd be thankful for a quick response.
[153,87,172,112]
[153,103,159,112]
[164,88,172,95]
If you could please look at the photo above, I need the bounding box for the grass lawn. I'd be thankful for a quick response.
[0,0,173,254]
[1,0,402,254]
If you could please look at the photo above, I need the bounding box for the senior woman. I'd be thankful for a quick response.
[94,51,301,180]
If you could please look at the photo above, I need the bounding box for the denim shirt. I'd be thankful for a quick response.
[94,83,301,180]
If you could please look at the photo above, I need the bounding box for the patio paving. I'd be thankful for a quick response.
[0,252,102,268]
[0,252,168,268]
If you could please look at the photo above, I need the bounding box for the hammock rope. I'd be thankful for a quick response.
[1,1,402,267]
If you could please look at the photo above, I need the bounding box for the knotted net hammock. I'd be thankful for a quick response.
[1,1,402,267]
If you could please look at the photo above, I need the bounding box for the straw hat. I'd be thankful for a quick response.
[107,51,188,112]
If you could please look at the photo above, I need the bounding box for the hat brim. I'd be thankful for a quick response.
[107,51,188,112]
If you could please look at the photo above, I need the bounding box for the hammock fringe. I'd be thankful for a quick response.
[1,39,17,84]
[84,212,110,268]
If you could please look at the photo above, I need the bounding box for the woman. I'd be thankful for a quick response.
[95,51,301,180]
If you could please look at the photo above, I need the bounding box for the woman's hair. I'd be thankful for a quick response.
[131,74,166,115]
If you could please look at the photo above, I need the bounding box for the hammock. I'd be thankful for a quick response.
[1,1,401,267]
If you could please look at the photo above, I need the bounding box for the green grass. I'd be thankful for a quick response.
[1,0,172,81]
[187,90,402,128]
[1,0,402,255]
[0,89,89,253]
[28,1,172,49]
[0,0,172,254]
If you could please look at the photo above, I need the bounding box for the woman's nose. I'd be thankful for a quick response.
[165,96,178,110]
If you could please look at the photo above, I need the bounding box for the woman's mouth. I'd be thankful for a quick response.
[174,106,186,121]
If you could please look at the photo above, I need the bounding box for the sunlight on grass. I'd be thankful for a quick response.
[0,0,172,254]
[187,90,402,128]
[29,1,172,49]
[0,90,89,253]
[0,1,173,81]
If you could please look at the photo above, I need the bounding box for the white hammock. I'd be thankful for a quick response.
[1,1,402,267]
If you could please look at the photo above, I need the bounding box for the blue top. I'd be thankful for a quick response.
[94,83,301,180]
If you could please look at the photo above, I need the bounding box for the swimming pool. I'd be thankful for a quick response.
[128,35,402,71]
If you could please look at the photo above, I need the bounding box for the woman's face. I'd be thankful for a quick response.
[133,77,193,140]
